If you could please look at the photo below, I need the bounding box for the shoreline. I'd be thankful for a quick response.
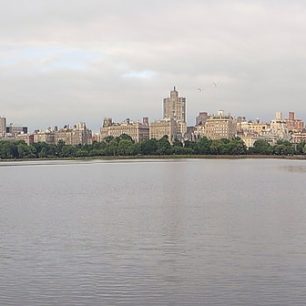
[1,154,306,163]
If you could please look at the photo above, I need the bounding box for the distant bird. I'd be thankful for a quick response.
[213,82,217,87]
[197,88,203,92]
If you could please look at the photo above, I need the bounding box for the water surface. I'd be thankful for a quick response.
[1,159,306,305]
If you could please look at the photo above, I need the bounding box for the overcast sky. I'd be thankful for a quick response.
[0,0,306,131]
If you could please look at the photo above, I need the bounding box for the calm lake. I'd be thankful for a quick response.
[1,159,306,305]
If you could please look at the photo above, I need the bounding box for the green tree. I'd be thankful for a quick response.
[117,139,135,155]
[140,139,158,155]
[194,137,211,154]
[104,139,118,156]
[227,138,247,155]
[273,141,294,155]
[156,136,172,155]
[251,140,273,155]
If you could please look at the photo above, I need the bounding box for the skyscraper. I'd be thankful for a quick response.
[163,87,186,123]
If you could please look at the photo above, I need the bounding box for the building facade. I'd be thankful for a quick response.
[162,87,187,137]
[33,131,55,144]
[285,112,304,132]
[291,133,306,144]
[100,118,149,143]
[270,112,289,140]
[34,122,92,145]
[196,112,209,126]
[237,121,269,135]
[6,124,28,136]
[199,111,237,140]
[16,133,34,145]
[163,87,186,123]
[149,119,177,142]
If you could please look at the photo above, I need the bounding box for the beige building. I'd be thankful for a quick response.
[163,87,186,123]
[34,131,55,144]
[54,129,73,144]
[176,121,187,138]
[54,123,92,145]
[237,114,294,145]
[201,111,237,140]
[34,122,92,145]
[291,132,306,143]
[270,112,289,140]
[16,133,34,145]
[92,133,101,143]
[237,121,269,135]
[0,116,6,137]
[285,112,304,132]
[100,118,149,143]
[149,119,177,142]
[196,112,209,126]
[194,124,206,139]
[162,87,187,138]
[55,129,92,145]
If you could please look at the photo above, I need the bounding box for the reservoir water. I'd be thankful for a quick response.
[1,159,306,305]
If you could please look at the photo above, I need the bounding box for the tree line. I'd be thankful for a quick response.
[0,135,305,159]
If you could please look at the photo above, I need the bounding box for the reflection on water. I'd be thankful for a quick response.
[1,159,306,305]
[280,165,306,173]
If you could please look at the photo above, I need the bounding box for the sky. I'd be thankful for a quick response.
[0,0,306,131]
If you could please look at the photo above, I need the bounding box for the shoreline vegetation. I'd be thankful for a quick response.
[1,134,306,161]
[1,155,306,163]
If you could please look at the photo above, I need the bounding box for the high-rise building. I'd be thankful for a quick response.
[0,116,6,137]
[163,87,186,123]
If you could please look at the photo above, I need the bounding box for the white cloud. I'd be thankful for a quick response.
[122,70,157,79]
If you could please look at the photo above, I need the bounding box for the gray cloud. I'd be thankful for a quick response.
[0,0,306,131]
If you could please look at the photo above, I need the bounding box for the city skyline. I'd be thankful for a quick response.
[1,0,306,130]
[1,89,306,133]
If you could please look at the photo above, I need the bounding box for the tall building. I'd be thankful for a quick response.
[0,116,6,137]
[163,87,186,123]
